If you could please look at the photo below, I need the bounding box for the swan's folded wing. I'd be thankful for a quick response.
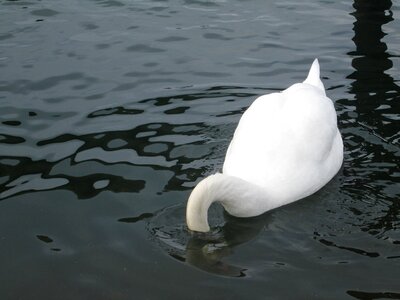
[223,83,341,198]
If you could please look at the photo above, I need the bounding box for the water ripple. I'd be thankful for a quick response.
[0,0,399,296]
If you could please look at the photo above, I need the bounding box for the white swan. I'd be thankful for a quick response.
[186,59,343,232]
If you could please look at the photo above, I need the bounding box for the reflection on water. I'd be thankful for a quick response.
[0,87,259,200]
[339,0,400,244]
[148,205,268,277]
[347,0,399,144]
[0,0,400,298]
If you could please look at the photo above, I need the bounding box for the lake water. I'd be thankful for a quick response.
[1,0,399,299]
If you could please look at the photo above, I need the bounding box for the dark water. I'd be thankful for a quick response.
[1,0,399,299]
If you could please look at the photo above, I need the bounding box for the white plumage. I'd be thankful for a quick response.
[186,59,343,232]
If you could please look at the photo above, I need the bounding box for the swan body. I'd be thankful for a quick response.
[186,59,343,232]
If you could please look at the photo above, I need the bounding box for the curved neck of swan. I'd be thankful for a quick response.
[186,173,277,232]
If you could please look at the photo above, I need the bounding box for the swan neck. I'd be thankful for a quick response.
[186,174,219,232]
[186,173,269,232]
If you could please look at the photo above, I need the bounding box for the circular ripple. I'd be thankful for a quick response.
[146,204,269,277]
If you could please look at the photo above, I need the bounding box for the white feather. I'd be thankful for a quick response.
[186,59,343,232]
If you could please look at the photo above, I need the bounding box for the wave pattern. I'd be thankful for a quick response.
[0,0,399,298]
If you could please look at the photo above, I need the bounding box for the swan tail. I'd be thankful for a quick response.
[303,58,325,94]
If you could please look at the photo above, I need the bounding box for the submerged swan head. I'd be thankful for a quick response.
[186,59,344,232]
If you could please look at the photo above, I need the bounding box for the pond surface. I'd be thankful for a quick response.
[1,0,399,299]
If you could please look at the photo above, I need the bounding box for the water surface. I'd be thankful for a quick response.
[0,0,399,299]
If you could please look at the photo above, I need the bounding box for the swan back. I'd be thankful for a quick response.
[223,59,342,203]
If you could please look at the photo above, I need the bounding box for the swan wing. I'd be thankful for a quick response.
[223,82,341,200]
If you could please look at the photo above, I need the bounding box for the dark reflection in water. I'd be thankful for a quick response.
[0,87,259,200]
[347,0,400,145]
[147,205,268,277]
[118,212,154,223]
[340,0,400,240]
[347,290,400,300]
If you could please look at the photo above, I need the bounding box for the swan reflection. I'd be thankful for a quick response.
[148,205,269,277]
